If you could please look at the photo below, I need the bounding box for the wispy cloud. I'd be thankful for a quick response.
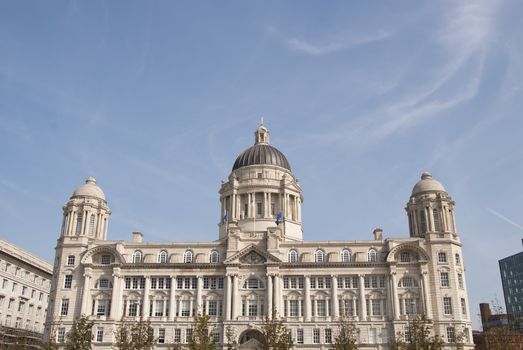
[287,30,392,56]
[486,207,523,231]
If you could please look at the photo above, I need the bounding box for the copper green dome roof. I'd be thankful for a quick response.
[232,120,292,171]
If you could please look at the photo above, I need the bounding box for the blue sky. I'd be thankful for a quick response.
[1,1,523,329]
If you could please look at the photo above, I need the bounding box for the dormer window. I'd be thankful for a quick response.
[288,250,298,263]
[132,251,143,264]
[340,249,351,263]
[157,250,168,263]
[367,249,377,262]
[209,250,219,263]
[315,250,325,263]
[183,250,193,264]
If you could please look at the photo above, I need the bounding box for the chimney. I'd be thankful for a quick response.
[132,231,143,243]
[373,228,383,241]
[480,303,492,323]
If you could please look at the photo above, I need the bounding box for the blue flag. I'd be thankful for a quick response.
[275,212,282,225]
[223,213,228,223]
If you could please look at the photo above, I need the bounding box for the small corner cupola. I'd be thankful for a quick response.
[254,117,270,145]
[406,171,457,237]
[72,176,106,200]
[411,171,446,196]
[61,176,111,240]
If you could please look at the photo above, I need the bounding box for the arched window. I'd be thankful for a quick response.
[433,209,441,231]
[367,249,377,262]
[210,250,220,263]
[183,250,193,264]
[315,250,325,263]
[75,212,83,235]
[132,250,143,264]
[399,252,412,263]
[340,249,351,262]
[87,214,95,236]
[157,250,168,263]
[288,250,298,263]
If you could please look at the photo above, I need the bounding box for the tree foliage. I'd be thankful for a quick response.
[113,317,155,350]
[331,316,359,350]
[64,315,94,350]
[391,315,444,350]
[188,314,215,350]
[225,325,239,350]
[260,314,294,350]
[482,324,523,350]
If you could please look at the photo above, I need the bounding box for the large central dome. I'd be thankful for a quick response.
[232,121,291,171]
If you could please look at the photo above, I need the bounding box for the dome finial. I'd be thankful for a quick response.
[254,119,270,145]
[86,176,96,185]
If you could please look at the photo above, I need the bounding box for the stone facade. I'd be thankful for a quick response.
[0,238,52,334]
[46,122,474,349]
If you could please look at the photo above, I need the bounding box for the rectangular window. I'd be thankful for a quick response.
[248,301,258,316]
[155,300,164,317]
[186,328,193,343]
[57,327,66,343]
[12,283,17,292]
[2,279,7,289]
[257,202,263,216]
[212,329,220,343]
[174,328,181,343]
[22,286,27,295]
[447,327,455,342]
[60,299,69,316]
[101,255,111,265]
[325,328,332,343]
[97,299,108,316]
[67,255,75,265]
[181,300,191,316]
[99,279,110,289]
[64,275,73,289]
[289,300,299,317]
[371,299,382,316]
[438,252,447,263]
[208,300,217,316]
[461,298,467,315]
[96,328,104,342]
[151,278,157,289]
[294,329,303,344]
[158,328,165,344]
[443,297,453,315]
[128,301,139,316]
[458,274,464,289]
[440,272,449,287]
[317,300,326,316]
[313,328,320,344]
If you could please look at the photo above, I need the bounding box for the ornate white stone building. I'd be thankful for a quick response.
[46,123,473,349]
[0,238,52,333]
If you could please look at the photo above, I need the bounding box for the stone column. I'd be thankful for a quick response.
[169,276,177,321]
[110,269,122,319]
[225,275,232,320]
[143,276,150,320]
[231,275,238,319]
[390,272,400,320]
[232,193,237,220]
[331,275,339,318]
[451,209,458,233]
[196,276,203,314]
[421,272,433,319]
[274,275,281,317]
[267,274,273,317]
[358,274,366,320]
[80,268,92,315]
[304,275,311,321]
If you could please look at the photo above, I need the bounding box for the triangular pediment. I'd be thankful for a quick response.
[224,244,281,265]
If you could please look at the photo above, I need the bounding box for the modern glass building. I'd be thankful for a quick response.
[499,244,523,321]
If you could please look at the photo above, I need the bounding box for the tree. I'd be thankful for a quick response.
[391,315,444,350]
[64,315,94,350]
[331,316,359,350]
[260,314,294,350]
[225,326,239,350]
[113,317,155,350]
[188,314,215,350]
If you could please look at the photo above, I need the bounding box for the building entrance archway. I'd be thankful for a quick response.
[238,329,264,349]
